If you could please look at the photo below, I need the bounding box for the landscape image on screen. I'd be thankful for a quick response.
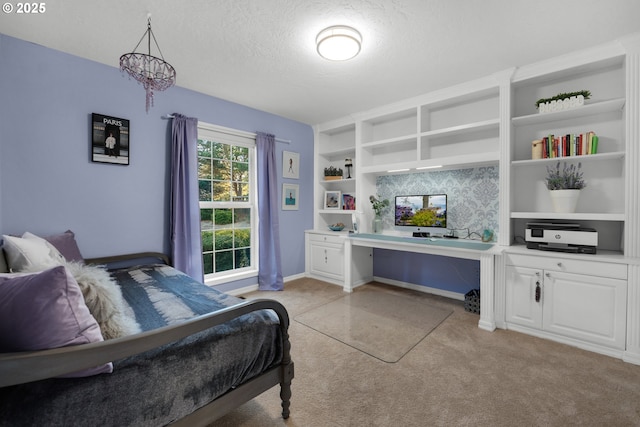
[394,194,447,228]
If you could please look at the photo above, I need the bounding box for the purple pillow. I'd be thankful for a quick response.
[43,230,84,263]
[0,266,113,377]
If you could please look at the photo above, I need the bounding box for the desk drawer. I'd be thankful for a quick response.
[308,233,344,246]
[505,253,627,280]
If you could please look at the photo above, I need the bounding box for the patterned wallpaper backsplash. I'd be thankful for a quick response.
[376,166,499,239]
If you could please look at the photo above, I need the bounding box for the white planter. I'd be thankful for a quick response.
[538,95,585,114]
[549,189,581,213]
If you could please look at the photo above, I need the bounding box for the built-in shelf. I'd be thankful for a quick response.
[511,98,625,127]
[318,147,356,157]
[360,151,500,175]
[361,134,417,149]
[506,244,627,262]
[420,118,499,138]
[319,209,356,215]
[511,151,625,166]
[511,212,625,221]
[320,178,356,184]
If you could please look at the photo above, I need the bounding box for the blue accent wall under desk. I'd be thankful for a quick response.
[373,166,498,295]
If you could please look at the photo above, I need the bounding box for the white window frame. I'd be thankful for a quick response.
[197,122,258,286]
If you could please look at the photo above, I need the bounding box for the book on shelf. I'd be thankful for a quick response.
[539,131,598,159]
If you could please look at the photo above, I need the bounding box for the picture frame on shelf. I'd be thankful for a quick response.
[91,113,130,165]
[324,191,341,209]
[282,151,299,179]
[282,183,299,210]
[342,194,356,210]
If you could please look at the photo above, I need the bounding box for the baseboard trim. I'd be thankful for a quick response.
[623,351,640,366]
[506,323,625,360]
[372,276,465,301]
[226,284,258,296]
[225,273,306,296]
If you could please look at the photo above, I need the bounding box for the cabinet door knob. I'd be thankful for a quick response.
[557,262,562,267]
[535,281,541,303]
[545,272,551,278]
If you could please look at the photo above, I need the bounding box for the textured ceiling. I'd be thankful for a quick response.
[1,0,640,125]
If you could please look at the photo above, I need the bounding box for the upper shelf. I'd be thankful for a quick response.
[511,98,625,127]
[361,134,417,149]
[420,118,499,138]
[360,151,500,175]
[318,146,356,157]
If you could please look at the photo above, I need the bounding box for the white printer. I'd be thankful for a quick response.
[525,222,597,254]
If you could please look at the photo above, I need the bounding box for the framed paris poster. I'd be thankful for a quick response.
[91,113,130,165]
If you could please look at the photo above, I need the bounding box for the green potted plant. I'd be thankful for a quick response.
[545,161,586,213]
[369,195,389,233]
[323,166,343,181]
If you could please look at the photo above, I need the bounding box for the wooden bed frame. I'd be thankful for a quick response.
[0,253,294,425]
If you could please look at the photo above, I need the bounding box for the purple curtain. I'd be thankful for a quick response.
[256,132,284,291]
[170,113,203,282]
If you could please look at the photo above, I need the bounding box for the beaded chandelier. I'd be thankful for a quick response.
[120,16,176,112]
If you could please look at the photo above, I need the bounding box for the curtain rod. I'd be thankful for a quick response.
[163,114,291,144]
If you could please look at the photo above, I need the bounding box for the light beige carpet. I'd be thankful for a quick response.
[212,279,640,426]
[294,286,452,362]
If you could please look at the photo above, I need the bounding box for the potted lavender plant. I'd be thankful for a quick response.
[545,161,586,213]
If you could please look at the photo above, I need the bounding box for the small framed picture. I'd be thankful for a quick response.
[91,113,130,165]
[342,194,356,210]
[283,151,299,179]
[282,183,299,210]
[324,191,341,209]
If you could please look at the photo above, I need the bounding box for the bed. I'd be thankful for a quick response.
[0,231,294,426]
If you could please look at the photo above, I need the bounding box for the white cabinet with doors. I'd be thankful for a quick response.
[305,231,346,286]
[505,251,627,356]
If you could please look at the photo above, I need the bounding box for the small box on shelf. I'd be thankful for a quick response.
[323,165,343,181]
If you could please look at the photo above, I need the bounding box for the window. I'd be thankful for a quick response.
[197,124,257,284]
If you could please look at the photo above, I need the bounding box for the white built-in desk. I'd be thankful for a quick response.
[345,233,501,332]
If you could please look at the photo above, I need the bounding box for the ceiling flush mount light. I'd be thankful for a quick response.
[120,15,176,112]
[316,25,362,61]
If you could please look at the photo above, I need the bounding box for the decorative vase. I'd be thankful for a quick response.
[549,189,581,213]
[372,214,383,234]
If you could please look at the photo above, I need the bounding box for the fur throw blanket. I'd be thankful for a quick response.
[64,262,141,339]
[23,262,141,340]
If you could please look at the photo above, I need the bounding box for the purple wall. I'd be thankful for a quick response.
[0,34,313,288]
[373,249,480,296]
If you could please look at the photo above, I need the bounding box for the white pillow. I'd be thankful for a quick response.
[2,234,65,272]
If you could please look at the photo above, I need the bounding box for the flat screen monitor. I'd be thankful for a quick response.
[394,194,447,230]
